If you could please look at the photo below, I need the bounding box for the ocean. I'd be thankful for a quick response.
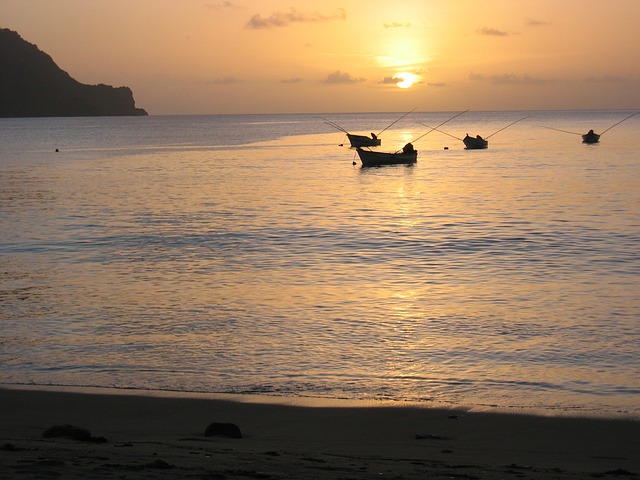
[1,110,638,418]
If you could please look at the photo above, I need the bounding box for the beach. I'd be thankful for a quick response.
[1,386,638,479]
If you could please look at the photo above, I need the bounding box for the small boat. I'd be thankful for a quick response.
[463,134,488,149]
[542,112,638,145]
[582,129,600,144]
[347,132,381,148]
[425,116,528,150]
[324,108,417,148]
[352,111,469,167]
[356,144,417,167]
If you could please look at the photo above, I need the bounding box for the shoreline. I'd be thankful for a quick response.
[2,382,638,420]
[1,385,638,479]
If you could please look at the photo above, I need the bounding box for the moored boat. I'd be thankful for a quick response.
[347,132,381,148]
[582,129,600,144]
[425,115,527,150]
[325,108,417,148]
[463,134,488,149]
[543,112,638,144]
[356,144,417,167]
[350,111,468,167]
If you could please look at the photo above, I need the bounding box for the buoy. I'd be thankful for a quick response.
[352,161,356,165]
[444,146,448,150]
[55,148,59,152]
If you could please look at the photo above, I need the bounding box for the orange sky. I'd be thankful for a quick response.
[2,0,640,114]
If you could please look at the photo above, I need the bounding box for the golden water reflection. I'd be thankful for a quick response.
[2,115,639,415]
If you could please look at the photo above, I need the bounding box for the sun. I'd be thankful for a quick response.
[395,72,417,89]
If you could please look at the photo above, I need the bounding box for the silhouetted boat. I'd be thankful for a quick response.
[542,112,639,145]
[324,108,417,148]
[352,110,468,167]
[356,145,417,167]
[463,134,488,149]
[425,116,528,150]
[347,133,381,148]
[582,129,600,144]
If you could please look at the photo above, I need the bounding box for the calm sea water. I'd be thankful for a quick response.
[1,111,639,417]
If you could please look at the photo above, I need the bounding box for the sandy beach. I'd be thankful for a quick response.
[0,386,638,479]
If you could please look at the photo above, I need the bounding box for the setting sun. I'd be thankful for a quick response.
[395,72,417,89]
[2,0,639,113]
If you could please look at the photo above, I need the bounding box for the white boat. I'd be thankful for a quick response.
[356,145,417,167]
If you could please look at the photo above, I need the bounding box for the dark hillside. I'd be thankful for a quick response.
[0,28,147,117]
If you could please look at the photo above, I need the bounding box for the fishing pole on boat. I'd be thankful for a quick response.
[486,116,529,139]
[599,111,640,135]
[539,125,582,136]
[422,115,528,141]
[321,118,351,146]
[418,124,462,141]
[540,112,639,138]
[322,118,349,134]
[376,107,418,136]
[395,109,469,152]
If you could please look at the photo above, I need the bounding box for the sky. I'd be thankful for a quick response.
[2,0,640,115]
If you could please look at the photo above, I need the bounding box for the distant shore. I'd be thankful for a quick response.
[1,385,638,479]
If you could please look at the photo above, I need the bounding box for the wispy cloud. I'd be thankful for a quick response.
[525,18,551,27]
[428,82,446,88]
[584,75,624,83]
[384,22,411,28]
[206,1,239,9]
[470,72,553,85]
[322,70,366,85]
[281,77,304,84]
[477,26,509,36]
[491,73,548,85]
[246,8,346,29]
[207,76,242,85]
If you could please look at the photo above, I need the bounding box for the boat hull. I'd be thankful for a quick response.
[463,135,488,149]
[582,132,600,144]
[356,148,417,167]
[347,133,381,148]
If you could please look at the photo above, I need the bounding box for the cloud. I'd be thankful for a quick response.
[281,77,304,84]
[246,7,346,29]
[428,82,446,88]
[206,1,239,9]
[584,75,624,83]
[207,76,242,85]
[380,74,423,86]
[470,72,553,85]
[525,18,551,27]
[322,70,366,85]
[491,73,549,85]
[381,76,401,85]
[384,22,411,28]
[477,26,509,36]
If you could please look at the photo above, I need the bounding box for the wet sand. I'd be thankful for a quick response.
[1,386,638,479]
